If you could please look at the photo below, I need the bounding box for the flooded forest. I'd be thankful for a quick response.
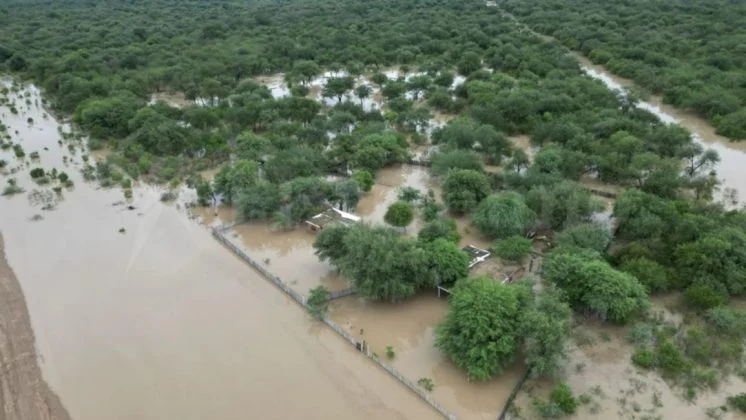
[1,0,746,419]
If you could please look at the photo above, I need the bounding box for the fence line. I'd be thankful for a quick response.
[211,226,457,420]
[326,288,357,301]
[497,369,531,420]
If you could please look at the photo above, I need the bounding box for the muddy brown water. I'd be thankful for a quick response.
[0,81,442,420]
[576,56,746,205]
[330,292,526,420]
[510,322,746,420]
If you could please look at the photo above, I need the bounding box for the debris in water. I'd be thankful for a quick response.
[118,228,126,234]
[29,214,43,222]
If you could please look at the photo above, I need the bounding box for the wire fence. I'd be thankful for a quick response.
[212,226,457,420]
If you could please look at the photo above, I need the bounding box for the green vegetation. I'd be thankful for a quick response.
[386,346,396,359]
[626,307,746,391]
[314,224,469,301]
[728,393,746,413]
[384,201,414,229]
[435,277,571,381]
[417,377,435,391]
[472,192,535,239]
[306,285,329,319]
[3,0,745,395]
[493,235,533,261]
[503,0,746,140]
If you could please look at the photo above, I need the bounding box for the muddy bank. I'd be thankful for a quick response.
[0,234,71,420]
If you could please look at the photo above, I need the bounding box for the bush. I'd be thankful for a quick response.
[494,235,532,261]
[657,340,690,377]
[627,323,655,346]
[553,223,611,252]
[386,346,396,359]
[727,393,746,412]
[550,383,577,415]
[417,377,434,391]
[705,306,746,338]
[620,257,669,293]
[29,168,45,178]
[160,191,177,202]
[684,284,727,310]
[418,218,460,243]
[307,286,330,319]
[631,348,656,369]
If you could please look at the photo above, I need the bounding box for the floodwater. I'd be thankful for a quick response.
[0,81,442,420]
[356,164,435,233]
[575,56,746,205]
[330,292,527,420]
[510,323,746,420]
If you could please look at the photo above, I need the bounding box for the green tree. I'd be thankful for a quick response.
[418,218,460,244]
[525,182,604,230]
[323,76,355,102]
[292,60,321,85]
[542,251,648,323]
[619,258,670,293]
[494,235,533,261]
[354,84,373,106]
[352,170,375,192]
[336,225,429,301]
[333,179,361,212]
[435,277,528,381]
[521,286,573,378]
[424,239,470,286]
[307,285,330,318]
[472,192,536,239]
[213,160,258,205]
[430,150,483,176]
[234,181,281,220]
[442,169,490,214]
[553,223,611,253]
[314,224,351,266]
[384,201,414,229]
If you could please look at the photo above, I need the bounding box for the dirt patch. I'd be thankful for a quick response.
[0,233,71,420]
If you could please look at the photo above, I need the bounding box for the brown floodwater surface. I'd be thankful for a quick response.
[0,81,442,420]
[330,292,526,420]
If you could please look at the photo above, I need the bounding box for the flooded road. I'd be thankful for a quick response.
[0,81,442,420]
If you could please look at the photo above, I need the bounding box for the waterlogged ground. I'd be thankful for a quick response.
[329,292,527,420]
[0,80,443,420]
[509,322,746,420]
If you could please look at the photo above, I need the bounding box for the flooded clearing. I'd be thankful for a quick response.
[0,81,443,420]
[509,322,746,420]
[330,292,526,420]
[356,164,435,232]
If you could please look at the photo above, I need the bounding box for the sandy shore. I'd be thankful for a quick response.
[0,233,71,420]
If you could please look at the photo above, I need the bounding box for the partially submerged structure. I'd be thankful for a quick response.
[305,207,361,232]
[437,245,492,297]
[463,245,491,268]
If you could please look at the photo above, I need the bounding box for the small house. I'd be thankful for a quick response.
[305,207,361,232]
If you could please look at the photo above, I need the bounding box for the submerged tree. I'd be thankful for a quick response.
[384,201,414,229]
